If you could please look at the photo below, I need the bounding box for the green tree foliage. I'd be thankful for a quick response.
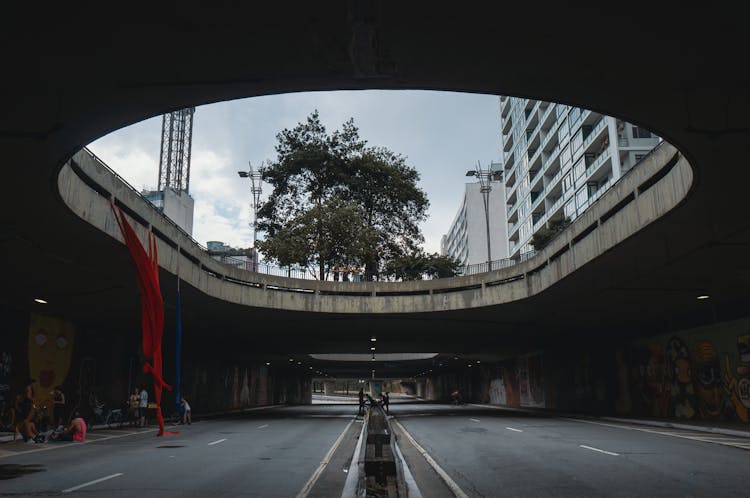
[255,198,378,277]
[256,110,429,280]
[384,251,462,281]
[529,215,571,251]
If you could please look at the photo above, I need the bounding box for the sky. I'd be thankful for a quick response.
[87,90,502,255]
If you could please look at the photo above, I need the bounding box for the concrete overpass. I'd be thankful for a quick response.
[2,4,750,415]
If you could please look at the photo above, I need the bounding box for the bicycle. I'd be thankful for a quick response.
[89,397,124,430]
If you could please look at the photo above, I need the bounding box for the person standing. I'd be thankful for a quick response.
[358,388,365,416]
[138,386,148,427]
[128,388,139,427]
[180,397,192,425]
[50,386,65,429]
[383,392,390,414]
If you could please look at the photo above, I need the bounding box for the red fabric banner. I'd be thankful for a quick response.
[111,202,172,436]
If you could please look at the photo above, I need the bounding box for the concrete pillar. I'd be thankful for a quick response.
[323,381,336,395]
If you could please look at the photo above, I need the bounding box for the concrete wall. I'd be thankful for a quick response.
[58,142,691,315]
[0,306,312,429]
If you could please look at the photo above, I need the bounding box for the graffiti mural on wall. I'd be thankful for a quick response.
[519,353,545,408]
[0,352,11,420]
[666,336,697,419]
[722,334,749,422]
[28,314,75,408]
[626,321,750,423]
[692,340,722,419]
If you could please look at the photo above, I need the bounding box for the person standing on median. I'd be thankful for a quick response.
[138,386,148,427]
[180,396,191,425]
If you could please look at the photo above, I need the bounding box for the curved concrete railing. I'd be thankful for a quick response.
[57,141,691,313]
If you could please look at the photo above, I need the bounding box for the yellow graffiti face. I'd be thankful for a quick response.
[28,314,75,403]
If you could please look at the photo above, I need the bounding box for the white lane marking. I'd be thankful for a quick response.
[393,431,424,498]
[208,438,227,446]
[563,418,750,451]
[392,419,469,498]
[341,418,367,498]
[257,424,269,429]
[297,417,355,498]
[0,429,159,459]
[469,418,480,423]
[506,427,523,432]
[580,445,619,456]
[62,473,123,493]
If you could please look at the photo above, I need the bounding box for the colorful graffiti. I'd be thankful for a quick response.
[625,323,750,423]
[519,353,545,408]
[28,314,75,409]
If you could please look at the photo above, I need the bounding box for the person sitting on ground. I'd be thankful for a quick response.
[50,411,87,442]
[180,396,191,425]
[17,384,43,443]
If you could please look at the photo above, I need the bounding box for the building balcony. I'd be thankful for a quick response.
[502,115,513,134]
[582,118,608,153]
[585,148,612,179]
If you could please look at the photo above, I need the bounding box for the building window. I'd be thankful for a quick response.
[563,172,573,192]
[571,129,584,156]
[560,145,572,170]
[569,107,581,128]
[558,119,570,143]
[564,198,576,219]
[575,186,589,211]
[573,157,586,181]
[631,126,652,139]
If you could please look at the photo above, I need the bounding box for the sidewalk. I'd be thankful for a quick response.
[468,403,750,439]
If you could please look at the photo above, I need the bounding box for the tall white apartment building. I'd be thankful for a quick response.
[441,165,509,268]
[500,97,661,258]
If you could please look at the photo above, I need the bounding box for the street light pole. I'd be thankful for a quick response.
[467,160,494,270]
[238,162,263,272]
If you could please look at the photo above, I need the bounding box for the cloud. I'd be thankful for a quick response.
[88,90,503,254]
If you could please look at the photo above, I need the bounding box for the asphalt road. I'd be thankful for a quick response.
[392,404,750,498]
[0,405,360,497]
[2,402,749,497]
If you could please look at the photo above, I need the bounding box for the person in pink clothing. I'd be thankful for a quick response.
[50,411,86,442]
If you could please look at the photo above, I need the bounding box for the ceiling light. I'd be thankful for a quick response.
[265,362,271,366]
[476,360,481,364]
[697,294,710,300]
[297,361,302,365]
[370,337,377,342]
[289,358,294,362]
[468,364,472,367]
[34,298,47,304]
[370,347,376,351]
[309,366,313,370]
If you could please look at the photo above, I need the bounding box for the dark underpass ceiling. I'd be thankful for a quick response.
[2,4,750,379]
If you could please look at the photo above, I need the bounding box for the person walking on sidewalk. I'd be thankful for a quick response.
[138,386,148,427]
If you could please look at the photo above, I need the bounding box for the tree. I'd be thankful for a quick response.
[343,147,428,279]
[255,198,378,278]
[384,251,462,281]
[529,215,571,251]
[256,110,429,280]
